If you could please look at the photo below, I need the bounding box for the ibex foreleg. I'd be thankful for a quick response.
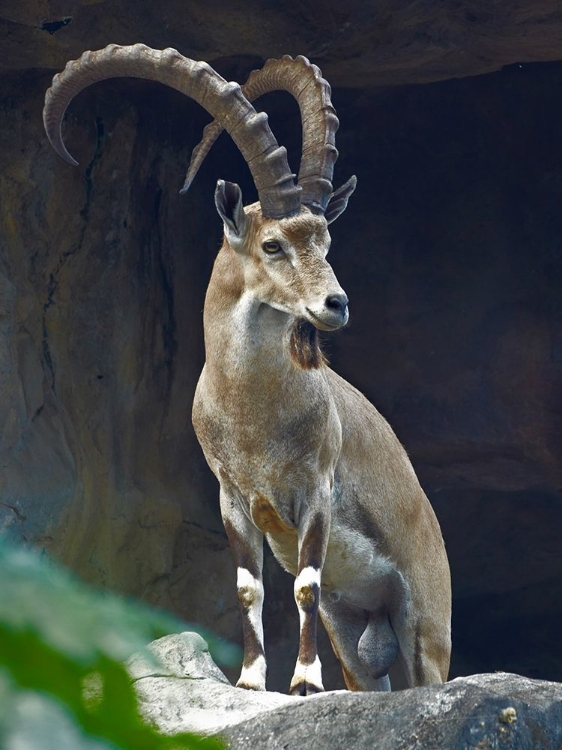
[221,491,266,691]
[290,508,329,696]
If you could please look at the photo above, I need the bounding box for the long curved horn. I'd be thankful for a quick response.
[43,44,301,219]
[181,55,340,214]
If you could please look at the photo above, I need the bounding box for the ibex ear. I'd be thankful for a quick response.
[325,176,357,225]
[215,179,248,244]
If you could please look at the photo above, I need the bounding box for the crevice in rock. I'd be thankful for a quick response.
[131,673,209,683]
[31,404,44,422]
[0,502,27,522]
[41,116,105,391]
[40,18,72,35]
[182,520,227,539]
[151,186,177,426]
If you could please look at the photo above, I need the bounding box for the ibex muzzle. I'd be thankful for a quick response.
[44,45,451,695]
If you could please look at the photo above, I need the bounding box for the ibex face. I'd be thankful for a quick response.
[215,181,349,331]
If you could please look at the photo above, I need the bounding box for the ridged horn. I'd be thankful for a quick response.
[43,44,301,219]
[181,55,340,214]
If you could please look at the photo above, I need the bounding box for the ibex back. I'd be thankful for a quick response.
[44,44,451,694]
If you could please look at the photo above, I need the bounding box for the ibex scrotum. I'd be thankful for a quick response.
[44,44,451,695]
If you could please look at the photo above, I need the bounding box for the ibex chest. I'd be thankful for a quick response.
[192,364,341,504]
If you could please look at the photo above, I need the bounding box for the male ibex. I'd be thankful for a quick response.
[44,44,451,695]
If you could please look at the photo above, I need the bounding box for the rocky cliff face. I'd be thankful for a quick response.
[1,1,561,690]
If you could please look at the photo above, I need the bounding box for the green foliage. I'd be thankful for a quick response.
[0,537,232,749]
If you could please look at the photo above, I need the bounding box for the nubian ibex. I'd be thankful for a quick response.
[44,44,451,695]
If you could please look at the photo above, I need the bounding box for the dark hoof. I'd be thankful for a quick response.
[289,681,324,697]
[236,681,265,691]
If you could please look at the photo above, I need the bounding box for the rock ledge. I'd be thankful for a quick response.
[130,633,562,748]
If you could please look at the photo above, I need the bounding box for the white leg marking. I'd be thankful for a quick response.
[294,566,321,627]
[290,655,323,692]
[237,567,264,647]
[291,566,323,692]
[237,654,267,691]
[295,566,321,590]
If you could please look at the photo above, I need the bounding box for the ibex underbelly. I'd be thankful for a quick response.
[267,519,408,611]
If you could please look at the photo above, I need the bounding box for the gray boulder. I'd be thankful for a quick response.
[128,632,308,736]
[130,632,562,748]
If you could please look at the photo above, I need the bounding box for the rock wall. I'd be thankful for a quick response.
[1,1,561,690]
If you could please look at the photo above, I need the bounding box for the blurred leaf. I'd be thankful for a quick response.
[0,538,239,668]
[0,536,226,749]
[0,671,115,750]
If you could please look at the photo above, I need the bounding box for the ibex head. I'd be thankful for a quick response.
[215,180,350,333]
[43,46,356,352]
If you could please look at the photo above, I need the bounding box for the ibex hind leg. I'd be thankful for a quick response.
[320,597,396,691]
[394,616,451,687]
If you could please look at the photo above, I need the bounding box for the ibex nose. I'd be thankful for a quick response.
[325,293,349,316]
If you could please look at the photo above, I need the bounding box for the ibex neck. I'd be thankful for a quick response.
[202,246,294,382]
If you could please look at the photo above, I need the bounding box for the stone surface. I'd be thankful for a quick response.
[224,674,562,749]
[128,632,301,735]
[0,69,234,623]
[0,0,561,692]
[3,1,562,88]
[131,633,562,749]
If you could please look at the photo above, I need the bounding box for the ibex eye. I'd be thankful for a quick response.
[262,241,281,254]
